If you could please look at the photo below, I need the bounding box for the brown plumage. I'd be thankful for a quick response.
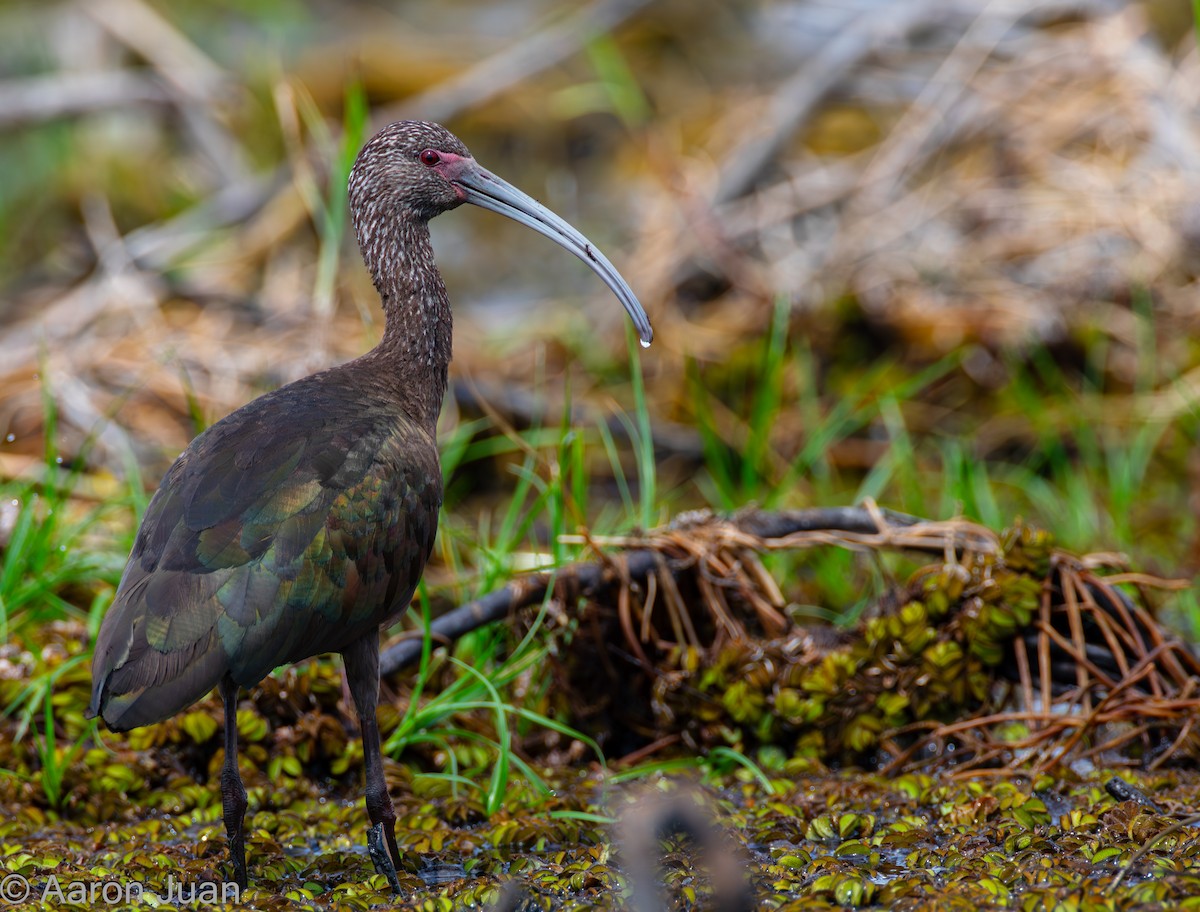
[88,120,652,892]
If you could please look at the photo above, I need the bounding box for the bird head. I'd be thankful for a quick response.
[349,120,472,221]
[348,120,653,346]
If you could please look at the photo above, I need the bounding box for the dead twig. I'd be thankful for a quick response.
[384,0,654,126]
[0,70,170,128]
[380,503,923,675]
[712,0,945,206]
[85,0,248,182]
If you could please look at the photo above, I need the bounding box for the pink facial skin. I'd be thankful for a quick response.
[423,150,475,201]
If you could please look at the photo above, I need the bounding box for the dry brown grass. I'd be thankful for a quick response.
[2,1,1199,483]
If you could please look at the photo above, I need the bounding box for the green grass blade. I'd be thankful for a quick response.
[626,324,656,529]
[606,757,703,784]
[586,34,651,129]
[446,658,511,816]
[707,745,779,795]
[742,296,790,493]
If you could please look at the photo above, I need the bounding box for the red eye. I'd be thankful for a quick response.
[419,149,441,166]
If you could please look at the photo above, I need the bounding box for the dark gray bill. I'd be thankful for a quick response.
[452,163,653,346]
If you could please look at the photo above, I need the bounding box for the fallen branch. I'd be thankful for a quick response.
[380,504,929,676]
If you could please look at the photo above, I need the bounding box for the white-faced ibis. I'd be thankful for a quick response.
[87,120,653,892]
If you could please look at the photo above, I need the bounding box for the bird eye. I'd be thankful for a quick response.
[419,149,441,166]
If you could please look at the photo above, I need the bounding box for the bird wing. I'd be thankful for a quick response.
[89,380,441,731]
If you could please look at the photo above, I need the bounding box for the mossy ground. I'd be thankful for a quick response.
[6,750,1200,909]
[4,616,1200,911]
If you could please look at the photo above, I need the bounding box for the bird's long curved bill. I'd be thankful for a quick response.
[452,165,653,346]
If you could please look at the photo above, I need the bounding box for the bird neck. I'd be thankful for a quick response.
[358,218,452,432]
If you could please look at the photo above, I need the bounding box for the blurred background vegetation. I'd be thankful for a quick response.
[2,0,1200,885]
[4,0,1200,623]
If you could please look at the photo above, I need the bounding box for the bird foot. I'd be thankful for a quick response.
[226,829,248,891]
[368,822,403,895]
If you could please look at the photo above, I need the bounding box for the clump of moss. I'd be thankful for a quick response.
[543,520,1197,773]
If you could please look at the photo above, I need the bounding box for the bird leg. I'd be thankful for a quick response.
[343,634,403,895]
[218,675,248,890]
